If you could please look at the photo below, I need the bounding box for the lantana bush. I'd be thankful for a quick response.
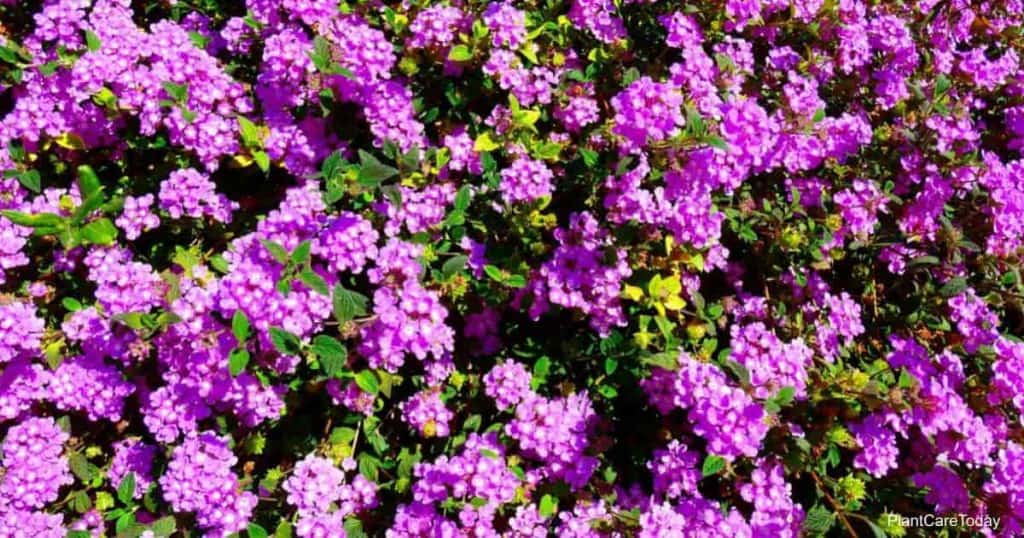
[1,0,1023,536]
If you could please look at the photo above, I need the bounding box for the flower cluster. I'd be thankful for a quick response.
[3,0,1024,535]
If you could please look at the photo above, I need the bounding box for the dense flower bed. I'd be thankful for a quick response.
[0,0,1023,536]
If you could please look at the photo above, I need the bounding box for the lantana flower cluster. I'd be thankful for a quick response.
[1,0,1024,536]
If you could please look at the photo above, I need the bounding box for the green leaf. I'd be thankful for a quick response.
[237,116,262,149]
[162,81,188,102]
[253,150,271,172]
[291,240,312,265]
[473,132,501,152]
[16,169,40,192]
[701,455,726,477]
[908,255,940,267]
[261,239,290,265]
[539,494,558,518]
[484,264,504,282]
[454,185,472,210]
[248,523,269,538]
[1,210,64,230]
[934,74,951,96]
[343,518,367,538]
[274,520,294,538]
[939,277,968,298]
[704,136,729,151]
[333,284,369,322]
[232,310,251,343]
[615,155,634,176]
[441,255,469,279]
[70,490,91,513]
[320,151,346,181]
[84,29,101,51]
[310,36,337,74]
[72,190,106,224]
[802,505,835,534]
[79,218,118,245]
[299,268,330,296]
[117,472,136,504]
[446,44,473,62]
[532,356,551,389]
[774,386,796,407]
[506,273,527,288]
[115,512,136,533]
[579,148,599,167]
[400,147,420,170]
[62,297,83,312]
[269,327,302,355]
[354,370,379,395]
[312,335,348,378]
[229,349,251,376]
[150,516,177,536]
[357,150,399,187]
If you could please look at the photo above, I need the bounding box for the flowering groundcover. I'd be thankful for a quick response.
[0,0,1023,536]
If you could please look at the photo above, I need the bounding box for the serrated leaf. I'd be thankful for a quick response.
[162,81,188,103]
[539,494,558,518]
[70,490,91,513]
[639,351,679,371]
[150,516,177,536]
[802,505,835,534]
[55,132,86,150]
[908,255,940,267]
[505,274,527,288]
[0,210,63,229]
[79,218,118,245]
[115,511,136,533]
[274,520,294,538]
[320,151,345,181]
[290,240,312,265]
[69,452,97,482]
[232,310,251,343]
[333,284,369,322]
[448,44,473,62]
[299,268,330,296]
[704,136,729,151]
[701,455,726,477]
[84,29,101,51]
[72,191,106,224]
[312,335,348,378]
[237,116,262,149]
[441,255,469,279]
[261,239,290,264]
[473,132,501,152]
[117,472,136,504]
[253,150,271,172]
[484,264,504,282]
[354,370,379,395]
[229,349,250,376]
[15,169,40,192]
[579,148,599,167]
[454,185,472,210]
[357,150,399,187]
[269,327,302,355]
[343,518,366,538]
[774,386,796,407]
[939,277,968,298]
